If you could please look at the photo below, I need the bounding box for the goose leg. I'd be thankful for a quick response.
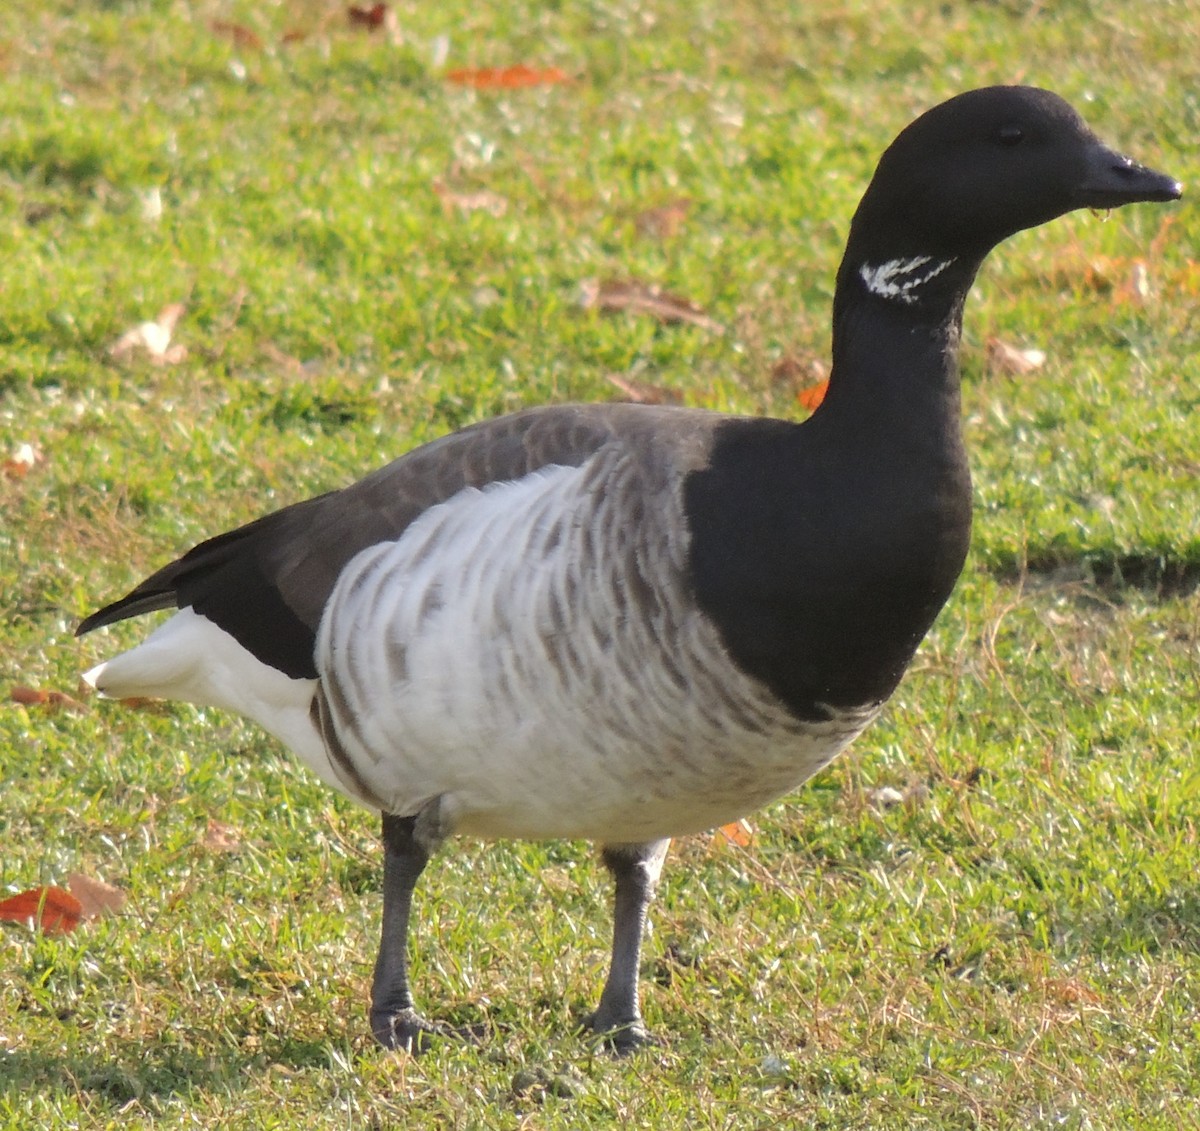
[590,839,671,1052]
[370,811,445,1052]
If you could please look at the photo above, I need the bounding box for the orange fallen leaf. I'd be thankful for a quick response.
[796,379,829,412]
[605,371,682,405]
[580,278,724,333]
[67,872,127,920]
[714,819,755,847]
[986,337,1046,377]
[445,64,571,90]
[0,886,83,935]
[211,20,264,51]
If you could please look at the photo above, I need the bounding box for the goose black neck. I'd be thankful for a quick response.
[815,243,985,453]
[684,248,977,720]
[824,164,995,412]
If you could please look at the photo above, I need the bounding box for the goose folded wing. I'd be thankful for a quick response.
[77,403,702,679]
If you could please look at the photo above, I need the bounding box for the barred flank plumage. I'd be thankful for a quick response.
[313,458,878,841]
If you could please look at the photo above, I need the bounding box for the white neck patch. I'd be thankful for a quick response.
[859,255,956,305]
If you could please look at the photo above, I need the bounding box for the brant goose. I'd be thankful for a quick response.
[78,87,1180,1052]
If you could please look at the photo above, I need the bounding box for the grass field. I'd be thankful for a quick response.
[1,1,1198,1126]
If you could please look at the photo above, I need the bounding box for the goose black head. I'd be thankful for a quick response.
[840,86,1181,310]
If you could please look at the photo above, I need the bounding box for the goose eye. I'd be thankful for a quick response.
[996,124,1025,147]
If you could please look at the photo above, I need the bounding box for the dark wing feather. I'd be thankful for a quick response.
[77,403,717,679]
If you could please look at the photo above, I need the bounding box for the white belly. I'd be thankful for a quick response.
[314,462,877,842]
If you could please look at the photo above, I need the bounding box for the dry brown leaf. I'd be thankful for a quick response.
[604,371,682,405]
[67,872,127,920]
[46,690,87,712]
[770,354,825,388]
[258,342,308,376]
[2,442,43,480]
[9,686,87,713]
[432,180,508,217]
[1045,978,1101,1006]
[1083,256,1122,292]
[986,337,1046,377]
[348,2,401,40]
[109,302,188,365]
[579,279,724,333]
[203,819,243,853]
[348,3,388,29]
[634,199,691,240]
[211,20,265,51]
[1041,977,1104,1007]
[10,685,49,706]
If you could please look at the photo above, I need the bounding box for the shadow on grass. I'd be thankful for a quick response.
[988,551,1200,599]
[1083,888,1200,957]
[0,1033,341,1113]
